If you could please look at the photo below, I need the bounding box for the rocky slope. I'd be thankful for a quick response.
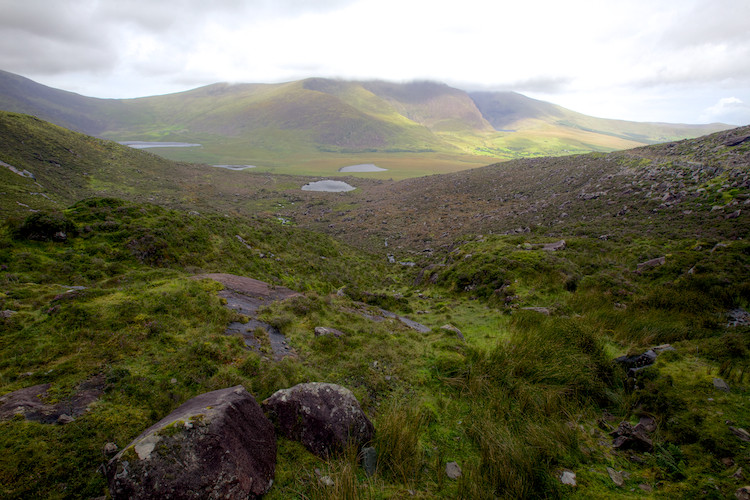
[282,125,750,255]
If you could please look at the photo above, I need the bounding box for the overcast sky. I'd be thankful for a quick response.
[1,0,749,125]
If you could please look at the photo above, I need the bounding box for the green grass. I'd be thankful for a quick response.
[2,198,749,498]
[0,113,748,498]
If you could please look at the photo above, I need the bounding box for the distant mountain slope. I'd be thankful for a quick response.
[0,69,118,134]
[470,90,728,144]
[284,125,750,252]
[0,70,734,173]
[360,80,494,133]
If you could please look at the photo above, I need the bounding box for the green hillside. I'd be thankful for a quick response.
[1,112,749,499]
[0,70,733,178]
[471,90,730,144]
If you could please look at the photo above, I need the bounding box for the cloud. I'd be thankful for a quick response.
[700,97,750,125]
[0,0,748,123]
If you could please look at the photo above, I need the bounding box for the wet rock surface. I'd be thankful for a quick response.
[195,273,298,360]
[0,374,105,423]
[263,382,374,458]
[345,301,431,333]
[106,385,276,500]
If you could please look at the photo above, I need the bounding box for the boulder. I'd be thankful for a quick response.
[651,344,675,354]
[713,377,731,392]
[263,382,374,458]
[106,385,276,500]
[637,416,657,433]
[440,324,465,341]
[607,467,624,487]
[615,350,657,374]
[738,486,750,500]
[726,210,742,220]
[445,461,462,479]
[361,446,377,476]
[542,240,566,251]
[610,421,653,452]
[636,256,665,273]
[521,306,551,315]
[314,326,346,338]
[729,426,750,442]
[559,470,577,486]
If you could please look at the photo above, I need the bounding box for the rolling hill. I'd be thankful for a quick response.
[0,70,732,177]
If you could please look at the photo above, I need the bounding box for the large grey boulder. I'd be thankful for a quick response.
[106,385,276,500]
[263,382,374,458]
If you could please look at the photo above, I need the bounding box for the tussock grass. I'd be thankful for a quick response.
[374,398,426,485]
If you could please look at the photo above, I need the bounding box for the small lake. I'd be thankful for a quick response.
[338,163,387,173]
[301,180,356,192]
[212,165,257,171]
[119,141,202,149]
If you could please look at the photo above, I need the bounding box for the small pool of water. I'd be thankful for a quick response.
[212,165,257,171]
[338,163,387,173]
[301,180,356,192]
[119,141,202,149]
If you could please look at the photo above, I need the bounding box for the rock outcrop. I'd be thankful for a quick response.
[542,240,566,251]
[610,419,654,452]
[194,273,299,360]
[0,374,105,424]
[636,256,666,273]
[314,326,346,338]
[106,385,276,500]
[263,382,374,458]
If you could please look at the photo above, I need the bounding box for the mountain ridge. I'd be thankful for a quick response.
[0,70,732,176]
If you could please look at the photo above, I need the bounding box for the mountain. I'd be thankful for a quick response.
[0,70,732,176]
[471,90,729,143]
[0,112,749,499]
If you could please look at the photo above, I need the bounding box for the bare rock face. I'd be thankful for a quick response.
[263,382,374,458]
[106,385,276,500]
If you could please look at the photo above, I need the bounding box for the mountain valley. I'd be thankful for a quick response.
[0,70,731,179]
[0,89,748,499]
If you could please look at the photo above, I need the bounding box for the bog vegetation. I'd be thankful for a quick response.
[0,114,748,499]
